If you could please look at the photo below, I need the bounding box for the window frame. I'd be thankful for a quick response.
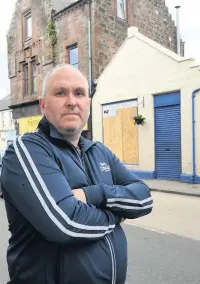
[68,44,78,69]
[2,112,5,128]
[117,0,127,20]
[23,63,29,96]
[31,60,37,94]
[24,11,32,41]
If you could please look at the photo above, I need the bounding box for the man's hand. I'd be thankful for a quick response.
[72,188,87,203]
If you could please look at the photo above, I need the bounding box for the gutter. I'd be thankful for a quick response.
[192,88,200,183]
[52,0,85,19]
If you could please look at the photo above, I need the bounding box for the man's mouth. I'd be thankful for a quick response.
[62,113,79,116]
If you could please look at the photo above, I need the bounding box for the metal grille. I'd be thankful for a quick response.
[155,105,181,180]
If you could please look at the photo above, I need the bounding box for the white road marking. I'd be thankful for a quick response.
[124,221,170,235]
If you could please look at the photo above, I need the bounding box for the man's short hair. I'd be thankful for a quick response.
[42,64,89,98]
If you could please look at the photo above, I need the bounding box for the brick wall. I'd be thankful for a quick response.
[7,0,181,107]
[131,0,178,53]
[7,0,53,106]
[92,0,129,80]
[54,3,90,79]
[92,0,180,80]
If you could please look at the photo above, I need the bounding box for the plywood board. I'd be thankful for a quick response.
[103,115,123,161]
[118,107,139,164]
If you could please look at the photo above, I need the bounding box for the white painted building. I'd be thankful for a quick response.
[92,27,200,184]
[0,95,16,157]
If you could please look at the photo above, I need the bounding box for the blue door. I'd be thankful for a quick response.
[154,95,181,180]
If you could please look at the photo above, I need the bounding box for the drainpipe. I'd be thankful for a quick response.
[192,88,200,183]
[87,0,93,140]
[88,1,92,95]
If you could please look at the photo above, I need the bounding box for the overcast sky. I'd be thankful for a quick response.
[0,0,199,99]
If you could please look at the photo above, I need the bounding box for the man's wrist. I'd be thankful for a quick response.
[82,185,106,208]
[72,188,87,203]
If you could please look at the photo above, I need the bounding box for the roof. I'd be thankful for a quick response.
[0,95,11,111]
[7,0,81,37]
[51,0,80,12]
[96,26,200,82]
[127,27,193,63]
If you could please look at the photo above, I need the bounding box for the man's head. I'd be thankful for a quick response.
[40,64,91,138]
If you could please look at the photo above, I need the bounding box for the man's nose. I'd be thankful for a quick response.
[66,93,77,106]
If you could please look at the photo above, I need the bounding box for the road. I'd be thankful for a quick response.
[1,192,200,284]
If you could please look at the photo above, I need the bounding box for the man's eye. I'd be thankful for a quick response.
[56,91,65,96]
[75,91,84,97]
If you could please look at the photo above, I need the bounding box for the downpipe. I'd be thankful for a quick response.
[192,88,200,183]
[87,0,93,140]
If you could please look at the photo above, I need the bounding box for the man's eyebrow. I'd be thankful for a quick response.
[74,87,86,92]
[53,86,68,91]
[51,86,87,93]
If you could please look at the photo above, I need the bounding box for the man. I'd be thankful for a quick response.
[1,64,153,284]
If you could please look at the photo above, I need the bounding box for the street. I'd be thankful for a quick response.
[1,192,200,284]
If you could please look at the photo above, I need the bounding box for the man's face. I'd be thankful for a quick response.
[40,66,91,135]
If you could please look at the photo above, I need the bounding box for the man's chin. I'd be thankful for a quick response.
[58,125,82,136]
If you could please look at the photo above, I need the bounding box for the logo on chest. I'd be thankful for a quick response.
[99,162,111,172]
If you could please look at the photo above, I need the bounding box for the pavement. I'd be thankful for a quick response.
[143,179,200,198]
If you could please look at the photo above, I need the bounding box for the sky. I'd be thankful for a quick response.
[0,0,199,99]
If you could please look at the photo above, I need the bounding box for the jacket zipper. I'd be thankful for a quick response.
[105,235,116,284]
[66,142,117,283]
[71,145,92,185]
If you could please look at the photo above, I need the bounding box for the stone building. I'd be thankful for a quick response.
[7,0,182,139]
[0,95,16,157]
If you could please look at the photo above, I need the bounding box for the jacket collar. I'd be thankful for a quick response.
[38,116,95,151]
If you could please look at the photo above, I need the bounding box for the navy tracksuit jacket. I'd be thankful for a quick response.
[1,116,153,284]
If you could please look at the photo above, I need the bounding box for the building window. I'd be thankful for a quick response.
[2,112,5,128]
[68,44,78,68]
[117,0,126,19]
[31,61,37,94]
[25,12,32,40]
[9,111,12,129]
[24,64,29,96]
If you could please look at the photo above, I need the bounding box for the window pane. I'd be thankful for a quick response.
[32,62,37,77]
[26,16,32,38]
[24,65,28,80]
[32,62,37,93]
[24,65,29,95]
[33,78,37,93]
[69,46,78,66]
[117,0,126,19]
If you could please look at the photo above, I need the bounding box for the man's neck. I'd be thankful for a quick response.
[48,120,82,147]
[63,135,79,147]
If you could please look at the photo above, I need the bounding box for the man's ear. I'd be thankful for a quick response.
[39,97,46,115]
